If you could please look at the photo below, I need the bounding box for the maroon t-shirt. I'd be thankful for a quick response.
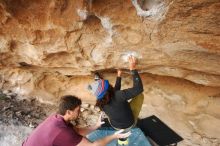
[22,114,82,146]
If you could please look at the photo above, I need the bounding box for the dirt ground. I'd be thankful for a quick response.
[0,90,56,128]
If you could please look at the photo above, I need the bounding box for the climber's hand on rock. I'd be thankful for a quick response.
[117,69,122,77]
[128,56,136,70]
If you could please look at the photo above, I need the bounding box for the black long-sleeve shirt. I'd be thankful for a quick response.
[103,70,143,129]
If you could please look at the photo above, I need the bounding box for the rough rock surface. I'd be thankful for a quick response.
[0,90,55,128]
[0,0,220,145]
[0,0,220,85]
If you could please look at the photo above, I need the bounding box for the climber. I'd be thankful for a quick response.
[22,95,131,146]
[87,56,145,145]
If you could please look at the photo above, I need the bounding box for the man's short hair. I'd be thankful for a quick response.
[58,95,82,115]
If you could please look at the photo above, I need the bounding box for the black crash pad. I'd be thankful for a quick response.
[137,115,183,146]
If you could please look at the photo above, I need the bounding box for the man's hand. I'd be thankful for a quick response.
[95,112,105,129]
[128,56,136,70]
[114,129,131,139]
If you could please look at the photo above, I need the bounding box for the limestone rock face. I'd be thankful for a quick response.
[0,0,219,83]
[0,0,220,145]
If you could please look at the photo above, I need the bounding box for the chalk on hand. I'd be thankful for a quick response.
[121,51,141,62]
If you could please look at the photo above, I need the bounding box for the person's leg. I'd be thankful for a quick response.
[87,127,117,146]
[129,93,144,124]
